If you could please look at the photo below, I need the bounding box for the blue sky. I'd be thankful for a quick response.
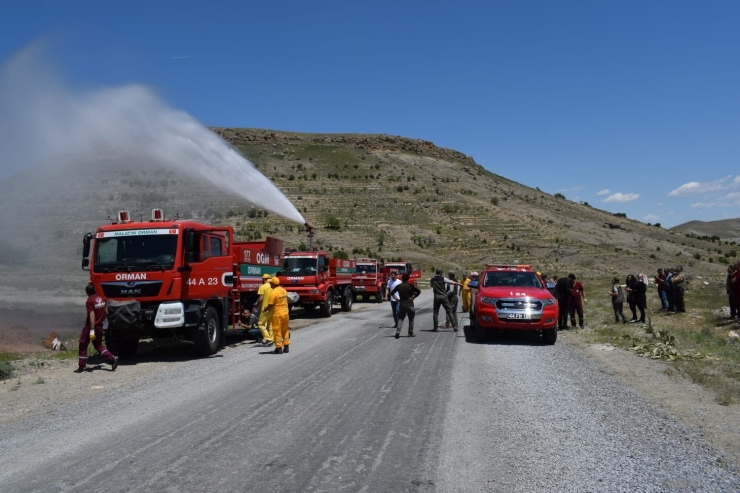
[2,0,739,228]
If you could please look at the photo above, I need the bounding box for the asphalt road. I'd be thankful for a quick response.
[1,291,738,492]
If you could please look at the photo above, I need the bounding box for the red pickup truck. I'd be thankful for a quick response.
[469,264,558,344]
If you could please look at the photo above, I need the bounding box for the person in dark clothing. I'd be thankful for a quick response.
[731,261,740,319]
[608,277,627,323]
[633,273,648,323]
[568,274,586,328]
[726,265,737,320]
[430,269,460,332]
[554,275,572,330]
[445,272,459,327]
[390,273,422,338]
[672,266,686,313]
[625,274,638,322]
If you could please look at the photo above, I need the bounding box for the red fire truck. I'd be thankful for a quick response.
[277,250,356,317]
[383,260,422,286]
[81,209,283,357]
[351,258,385,302]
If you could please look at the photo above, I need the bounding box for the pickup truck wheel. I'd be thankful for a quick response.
[321,292,333,318]
[194,306,221,356]
[542,328,557,345]
[105,330,139,358]
[471,313,486,343]
[341,289,353,312]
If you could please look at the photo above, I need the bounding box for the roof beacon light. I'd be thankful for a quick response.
[117,210,131,223]
[151,208,164,221]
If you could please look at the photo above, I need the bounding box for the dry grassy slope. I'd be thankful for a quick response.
[213,128,736,278]
[0,128,735,285]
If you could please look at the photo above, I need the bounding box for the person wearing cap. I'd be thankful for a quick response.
[265,276,290,354]
[253,273,274,346]
[430,268,461,332]
[386,271,402,327]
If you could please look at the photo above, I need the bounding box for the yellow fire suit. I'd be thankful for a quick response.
[257,282,274,342]
[268,286,290,349]
[461,278,472,313]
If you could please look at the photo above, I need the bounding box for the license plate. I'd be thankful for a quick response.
[507,313,529,320]
[355,286,365,291]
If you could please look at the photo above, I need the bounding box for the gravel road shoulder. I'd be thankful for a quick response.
[1,303,739,476]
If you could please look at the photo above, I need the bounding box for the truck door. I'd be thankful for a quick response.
[182,230,232,300]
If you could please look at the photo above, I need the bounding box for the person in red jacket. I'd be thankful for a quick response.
[76,284,118,373]
[568,274,586,329]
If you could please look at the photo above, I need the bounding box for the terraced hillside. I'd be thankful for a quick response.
[0,128,735,290]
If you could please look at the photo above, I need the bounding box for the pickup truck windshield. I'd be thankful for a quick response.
[483,272,543,289]
[94,234,178,273]
[282,257,318,274]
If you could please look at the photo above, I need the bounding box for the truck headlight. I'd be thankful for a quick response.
[155,302,185,328]
[541,298,555,306]
[480,297,498,306]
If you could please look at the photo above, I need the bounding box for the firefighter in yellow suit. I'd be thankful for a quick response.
[266,276,290,354]
[461,274,472,313]
[253,273,274,346]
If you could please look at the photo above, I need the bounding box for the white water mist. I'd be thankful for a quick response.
[0,43,306,224]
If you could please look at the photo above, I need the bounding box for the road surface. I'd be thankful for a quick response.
[1,291,738,492]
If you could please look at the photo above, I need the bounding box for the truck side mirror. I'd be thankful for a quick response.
[81,233,92,270]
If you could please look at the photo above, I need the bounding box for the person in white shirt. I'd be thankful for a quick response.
[386,271,402,326]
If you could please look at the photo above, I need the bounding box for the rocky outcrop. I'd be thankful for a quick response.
[211,127,478,166]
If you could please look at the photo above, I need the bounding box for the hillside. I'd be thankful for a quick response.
[671,218,740,243]
[0,128,737,292]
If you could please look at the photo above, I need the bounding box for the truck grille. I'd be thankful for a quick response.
[101,281,163,298]
[495,299,543,311]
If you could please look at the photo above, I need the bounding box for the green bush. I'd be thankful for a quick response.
[0,361,14,381]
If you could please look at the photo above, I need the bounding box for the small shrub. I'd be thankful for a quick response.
[0,361,14,381]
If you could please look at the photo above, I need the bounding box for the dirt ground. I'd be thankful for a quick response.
[2,300,739,469]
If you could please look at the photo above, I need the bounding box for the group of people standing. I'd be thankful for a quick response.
[387,269,474,338]
[241,273,291,354]
[553,274,587,330]
[608,266,687,324]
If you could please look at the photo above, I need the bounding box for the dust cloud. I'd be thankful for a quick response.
[0,43,306,224]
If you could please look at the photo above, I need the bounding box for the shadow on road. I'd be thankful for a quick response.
[462,324,549,346]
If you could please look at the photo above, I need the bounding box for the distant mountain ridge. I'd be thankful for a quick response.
[671,218,740,242]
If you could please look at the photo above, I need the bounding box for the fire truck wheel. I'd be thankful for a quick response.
[341,289,353,312]
[105,331,139,358]
[375,290,383,303]
[194,306,221,356]
[321,292,333,318]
